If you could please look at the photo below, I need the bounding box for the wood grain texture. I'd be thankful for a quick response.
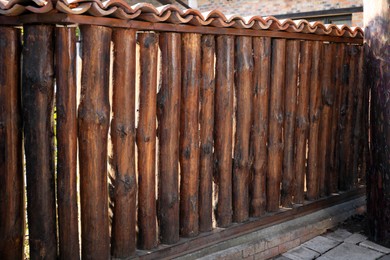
[281,40,299,207]
[351,47,364,186]
[179,33,201,237]
[137,32,158,250]
[267,38,286,212]
[157,32,181,244]
[329,43,345,194]
[110,28,137,257]
[307,41,323,201]
[78,25,111,260]
[55,26,80,260]
[22,25,57,260]
[0,26,24,260]
[318,43,335,197]
[250,37,271,217]
[214,35,234,227]
[199,34,215,232]
[233,36,253,222]
[294,40,312,204]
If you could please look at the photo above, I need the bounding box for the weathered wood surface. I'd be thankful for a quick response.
[199,34,215,232]
[294,40,311,204]
[281,40,299,207]
[267,38,286,212]
[318,43,335,197]
[22,25,57,260]
[180,33,201,237]
[157,32,181,244]
[364,0,390,243]
[137,32,158,249]
[214,35,234,227]
[78,25,111,260]
[250,37,271,217]
[233,36,253,222]
[339,45,358,190]
[307,41,323,201]
[55,26,80,260]
[110,28,137,257]
[351,47,364,186]
[0,26,24,260]
[329,43,345,194]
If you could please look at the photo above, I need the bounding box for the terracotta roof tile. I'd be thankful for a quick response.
[0,1,364,38]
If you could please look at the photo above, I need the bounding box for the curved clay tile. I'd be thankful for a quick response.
[56,1,91,15]
[0,1,363,39]
[0,4,26,15]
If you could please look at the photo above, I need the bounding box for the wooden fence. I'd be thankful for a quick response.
[0,3,367,260]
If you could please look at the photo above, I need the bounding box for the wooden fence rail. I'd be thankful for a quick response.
[0,4,366,259]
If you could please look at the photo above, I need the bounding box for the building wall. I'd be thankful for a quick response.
[197,0,363,17]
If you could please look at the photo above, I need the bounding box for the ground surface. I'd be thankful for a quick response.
[275,214,390,260]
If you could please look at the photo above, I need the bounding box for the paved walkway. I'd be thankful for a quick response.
[276,229,390,260]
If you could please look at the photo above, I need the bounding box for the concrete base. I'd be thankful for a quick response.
[177,196,366,260]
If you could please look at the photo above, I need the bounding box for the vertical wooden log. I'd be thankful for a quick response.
[110,28,137,257]
[22,25,57,259]
[364,0,390,242]
[157,33,181,244]
[341,45,358,190]
[267,39,286,212]
[281,40,299,207]
[78,25,111,259]
[199,35,215,232]
[337,47,351,191]
[55,26,80,260]
[250,37,271,217]
[233,36,252,222]
[214,35,234,227]
[307,41,323,201]
[347,46,362,188]
[0,27,24,260]
[180,33,201,237]
[294,41,312,204]
[329,43,345,194]
[137,32,158,249]
[318,44,335,197]
[352,47,364,184]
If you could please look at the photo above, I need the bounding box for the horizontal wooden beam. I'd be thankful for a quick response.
[137,187,365,259]
[0,13,363,44]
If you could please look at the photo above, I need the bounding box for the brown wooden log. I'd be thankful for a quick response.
[329,43,345,194]
[0,26,24,260]
[137,32,158,249]
[294,40,312,204]
[351,46,363,187]
[364,0,390,242]
[22,25,57,260]
[199,34,215,232]
[341,45,358,190]
[250,37,271,217]
[110,28,137,257]
[233,36,253,222]
[55,26,79,260]
[267,38,286,212]
[78,25,111,260]
[180,33,201,237]
[337,46,352,191]
[318,43,335,197]
[307,41,323,201]
[157,32,181,244]
[281,40,299,207]
[214,35,234,227]
[352,47,364,184]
